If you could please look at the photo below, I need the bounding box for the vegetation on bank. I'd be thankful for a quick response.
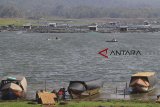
[0,101,41,107]
[59,100,160,107]
[0,18,31,26]
[0,100,160,107]
[0,18,95,26]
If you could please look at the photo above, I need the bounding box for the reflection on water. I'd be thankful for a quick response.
[0,32,160,100]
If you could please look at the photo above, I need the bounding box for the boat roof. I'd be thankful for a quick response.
[132,72,155,77]
[1,76,25,81]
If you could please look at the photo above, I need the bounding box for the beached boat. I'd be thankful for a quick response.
[68,77,103,98]
[0,76,27,100]
[129,72,156,93]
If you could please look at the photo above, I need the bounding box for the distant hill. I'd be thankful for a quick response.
[1,0,160,8]
[1,0,160,18]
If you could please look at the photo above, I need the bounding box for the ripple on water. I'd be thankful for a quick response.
[0,32,160,100]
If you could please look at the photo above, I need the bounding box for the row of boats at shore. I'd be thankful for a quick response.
[0,71,157,100]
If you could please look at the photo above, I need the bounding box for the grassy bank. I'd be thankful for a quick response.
[0,18,95,26]
[0,17,122,26]
[0,100,41,107]
[0,18,31,26]
[0,100,160,107]
[61,100,160,107]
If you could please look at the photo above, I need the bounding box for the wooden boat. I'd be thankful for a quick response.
[0,76,27,100]
[106,38,118,42]
[129,72,156,93]
[106,34,118,42]
[68,77,103,98]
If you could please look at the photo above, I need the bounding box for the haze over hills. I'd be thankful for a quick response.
[1,0,160,8]
[1,0,160,18]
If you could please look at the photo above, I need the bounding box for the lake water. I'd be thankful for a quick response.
[0,31,160,100]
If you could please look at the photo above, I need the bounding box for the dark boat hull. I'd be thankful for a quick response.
[68,79,102,98]
[1,89,25,100]
[131,87,148,93]
[70,88,100,98]
[0,76,27,100]
[106,41,118,42]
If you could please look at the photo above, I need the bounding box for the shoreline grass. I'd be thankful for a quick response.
[0,18,31,26]
[0,18,96,26]
[0,99,159,107]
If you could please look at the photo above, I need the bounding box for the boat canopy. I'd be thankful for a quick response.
[69,76,103,91]
[130,78,149,87]
[131,72,155,77]
[130,72,156,87]
[1,83,22,91]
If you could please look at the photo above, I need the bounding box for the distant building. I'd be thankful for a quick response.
[88,25,98,31]
[109,22,117,26]
[119,26,128,32]
[56,23,69,28]
[144,20,150,25]
[48,23,57,27]
[23,23,32,29]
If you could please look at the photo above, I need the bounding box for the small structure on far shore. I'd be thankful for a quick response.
[88,24,98,31]
[119,26,128,32]
[23,23,32,30]
[48,23,57,27]
[109,22,117,26]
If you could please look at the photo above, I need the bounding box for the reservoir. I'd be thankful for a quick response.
[0,32,160,100]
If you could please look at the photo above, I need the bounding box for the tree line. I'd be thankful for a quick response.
[0,4,160,19]
[0,5,22,18]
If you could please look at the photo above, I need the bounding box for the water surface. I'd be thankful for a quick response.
[0,32,160,100]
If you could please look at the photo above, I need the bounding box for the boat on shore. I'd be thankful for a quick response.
[129,72,156,93]
[68,77,103,99]
[0,76,27,100]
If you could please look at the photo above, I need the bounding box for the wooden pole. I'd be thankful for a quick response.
[116,87,117,94]
[126,82,128,89]
[124,89,125,99]
[116,87,117,99]
[45,80,47,91]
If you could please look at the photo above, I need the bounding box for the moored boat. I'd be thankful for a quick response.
[106,38,118,42]
[0,76,27,100]
[68,77,103,98]
[129,72,156,93]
